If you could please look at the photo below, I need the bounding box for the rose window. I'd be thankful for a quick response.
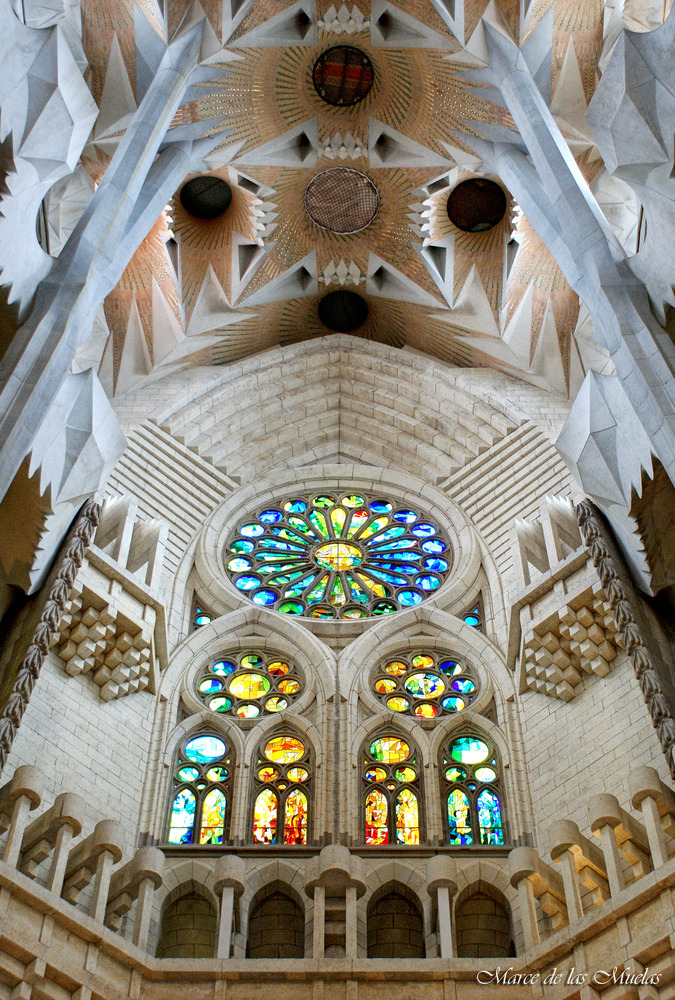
[196,652,302,719]
[373,652,477,718]
[226,491,452,619]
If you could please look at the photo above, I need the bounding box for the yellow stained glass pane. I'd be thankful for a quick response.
[278,678,300,695]
[365,789,388,845]
[414,703,438,718]
[284,789,308,845]
[199,789,226,845]
[264,736,305,764]
[258,766,278,781]
[375,677,397,694]
[395,767,416,782]
[267,661,289,676]
[365,766,387,782]
[411,654,435,669]
[331,507,347,534]
[287,767,309,782]
[386,696,409,712]
[395,788,419,845]
[229,673,271,699]
[253,788,277,844]
[265,697,288,713]
[384,660,407,676]
[369,736,410,763]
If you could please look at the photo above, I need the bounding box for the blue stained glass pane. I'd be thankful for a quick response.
[477,789,503,845]
[212,661,236,675]
[285,573,316,597]
[240,523,265,538]
[168,789,196,844]
[259,509,282,523]
[199,678,223,694]
[465,614,480,627]
[235,575,261,591]
[371,526,406,541]
[369,551,420,562]
[440,661,462,675]
[415,574,441,591]
[368,562,417,573]
[370,501,393,514]
[228,557,252,573]
[398,590,423,606]
[252,589,277,606]
[230,540,254,553]
[412,523,436,537]
[258,539,304,552]
[421,539,445,554]
[393,509,417,523]
[185,736,226,763]
[423,557,448,572]
[364,568,408,586]
[452,678,476,695]
[194,613,211,626]
[284,499,307,513]
[370,539,417,551]
[442,696,465,712]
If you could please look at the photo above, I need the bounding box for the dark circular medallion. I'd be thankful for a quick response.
[304,168,379,234]
[313,46,375,107]
[318,290,369,332]
[447,179,507,233]
[180,176,233,220]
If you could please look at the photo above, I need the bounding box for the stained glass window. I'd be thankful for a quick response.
[463,602,482,629]
[372,651,477,718]
[167,734,232,845]
[196,651,303,719]
[252,732,311,845]
[225,492,452,620]
[363,732,422,845]
[193,604,212,629]
[441,733,504,846]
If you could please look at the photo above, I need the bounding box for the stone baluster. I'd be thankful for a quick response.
[213,856,246,959]
[589,793,651,892]
[62,820,125,921]
[20,793,85,895]
[425,856,458,959]
[0,766,43,867]
[629,766,675,869]
[304,846,367,959]
[105,847,165,951]
[508,847,567,951]
[549,820,610,922]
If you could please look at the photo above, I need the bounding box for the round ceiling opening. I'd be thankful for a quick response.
[318,290,368,332]
[304,168,379,234]
[180,176,233,220]
[446,179,507,233]
[313,46,374,106]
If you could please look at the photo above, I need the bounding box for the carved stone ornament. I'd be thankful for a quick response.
[576,500,675,780]
[0,499,100,772]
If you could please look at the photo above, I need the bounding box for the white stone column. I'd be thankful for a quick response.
[213,855,246,960]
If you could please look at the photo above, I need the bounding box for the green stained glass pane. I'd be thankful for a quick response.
[177,767,199,781]
[445,766,467,781]
[279,600,304,614]
[210,697,232,712]
[369,736,410,763]
[372,600,397,615]
[313,495,336,508]
[341,606,367,619]
[342,494,365,508]
[477,789,503,845]
[230,540,254,554]
[358,515,389,540]
[450,738,490,765]
[347,574,369,604]
[306,574,328,603]
[448,789,472,845]
[329,577,347,606]
[309,605,335,618]
[199,789,226,845]
[331,507,347,534]
[310,510,329,537]
[404,672,445,698]
[289,516,312,535]
[241,654,263,668]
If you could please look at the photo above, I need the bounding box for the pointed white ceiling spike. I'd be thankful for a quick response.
[413,237,455,306]
[94,33,137,140]
[115,299,151,396]
[370,0,458,48]
[551,38,592,141]
[440,143,483,170]
[426,0,464,46]
[221,0,258,43]
[502,283,534,362]
[529,299,567,395]
[241,253,318,307]
[446,0,511,65]
[229,233,274,304]
[368,119,456,168]
[366,254,442,306]
[151,278,184,365]
[97,334,115,397]
[229,0,317,47]
[568,334,586,397]
[443,264,499,335]
[234,120,319,168]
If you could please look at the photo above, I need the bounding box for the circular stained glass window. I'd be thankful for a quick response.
[447,179,507,233]
[196,652,302,719]
[313,46,375,107]
[180,176,232,219]
[304,169,379,234]
[225,492,452,619]
[372,652,477,718]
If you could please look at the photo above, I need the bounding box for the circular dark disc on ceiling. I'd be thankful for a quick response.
[318,290,369,332]
[180,176,233,220]
[447,179,507,233]
[313,46,375,107]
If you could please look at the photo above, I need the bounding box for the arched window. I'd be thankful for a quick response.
[440,733,504,845]
[251,731,312,845]
[363,732,422,845]
[167,733,233,845]
[455,884,514,957]
[247,887,305,958]
[156,887,217,958]
[367,885,424,958]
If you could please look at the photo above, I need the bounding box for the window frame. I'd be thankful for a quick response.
[165,731,234,846]
[439,730,506,846]
[361,728,425,846]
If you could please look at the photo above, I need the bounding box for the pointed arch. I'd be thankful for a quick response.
[250,727,314,845]
[361,727,424,845]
